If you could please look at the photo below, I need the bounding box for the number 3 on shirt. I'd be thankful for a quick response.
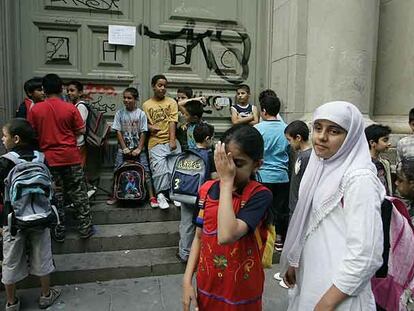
[174,178,180,190]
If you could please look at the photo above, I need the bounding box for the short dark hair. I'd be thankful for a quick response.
[258,89,277,104]
[194,122,214,143]
[400,157,414,182]
[23,78,43,96]
[184,100,204,119]
[260,96,280,116]
[365,124,392,148]
[42,73,63,95]
[151,74,167,87]
[222,124,264,162]
[3,118,38,148]
[67,80,83,92]
[177,87,193,99]
[123,87,139,100]
[284,120,309,141]
[236,84,250,94]
[409,108,414,123]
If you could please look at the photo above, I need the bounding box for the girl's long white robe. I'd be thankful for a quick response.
[288,171,384,311]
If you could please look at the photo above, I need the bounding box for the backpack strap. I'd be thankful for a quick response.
[240,181,269,209]
[239,181,274,269]
[198,180,218,207]
[2,151,45,165]
[2,151,24,165]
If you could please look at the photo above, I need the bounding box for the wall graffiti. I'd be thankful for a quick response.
[89,96,116,113]
[46,36,70,63]
[84,84,118,113]
[138,20,251,85]
[50,0,119,11]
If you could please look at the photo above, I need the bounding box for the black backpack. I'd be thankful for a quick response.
[170,148,211,205]
[76,101,110,147]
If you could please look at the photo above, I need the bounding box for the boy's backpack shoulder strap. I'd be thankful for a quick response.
[76,100,89,108]
[2,151,24,165]
[2,151,45,165]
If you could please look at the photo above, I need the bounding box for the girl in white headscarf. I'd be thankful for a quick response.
[280,101,385,310]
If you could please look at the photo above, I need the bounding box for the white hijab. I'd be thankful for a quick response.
[280,101,379,274]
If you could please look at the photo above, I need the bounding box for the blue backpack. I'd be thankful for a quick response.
[170,148,211,205]
[2,151,59,234]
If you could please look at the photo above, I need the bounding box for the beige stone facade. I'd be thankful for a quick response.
[1,0,412,136]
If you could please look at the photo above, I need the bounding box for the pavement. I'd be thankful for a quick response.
[0,264,289,311]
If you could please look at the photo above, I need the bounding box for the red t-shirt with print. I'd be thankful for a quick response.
[28,97,84,167]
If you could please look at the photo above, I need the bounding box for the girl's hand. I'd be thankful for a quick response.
[182,282,198,311]
[283,266,297,288]
[214,141,236,184]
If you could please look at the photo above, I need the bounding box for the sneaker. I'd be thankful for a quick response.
[273,272,282,281]
[279,279,289,289]
[106,197,118,205]
[5,298,20,311]
[87,187,97,199]
[157,193,169,210]
[175,252,188,264]
[79,226,95,239]
[274,243,283,252]
[149,197,159,209]
[39,288,62,309]
[173,200,182,207]
[51,225,65,243]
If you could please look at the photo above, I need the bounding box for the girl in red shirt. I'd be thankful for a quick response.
[182,124,273,311]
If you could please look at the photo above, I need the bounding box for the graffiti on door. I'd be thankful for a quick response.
[139,19,251,85]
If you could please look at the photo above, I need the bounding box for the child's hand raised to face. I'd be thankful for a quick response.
[214,141,236,184]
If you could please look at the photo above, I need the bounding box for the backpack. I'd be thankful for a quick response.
[113,161,146,201]
[170,148,211,205]
[77,101,110,148]
[2,151,59,235]
[198,180,276,268]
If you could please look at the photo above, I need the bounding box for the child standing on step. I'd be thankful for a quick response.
[182,124,273,311]
[176,122,216,263]
[1,119,61,311]
[107,87,158,207]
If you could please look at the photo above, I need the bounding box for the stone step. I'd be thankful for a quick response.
[66,202,181,225]
[52,221,180,254]
[19,247,186,288]
[19,248,281,288]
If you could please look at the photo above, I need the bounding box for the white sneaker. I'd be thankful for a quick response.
[157,193,169,210]
[173,200,182,207]
[87,188,97,199]
[273,272,282,281]
[279,279,289,289]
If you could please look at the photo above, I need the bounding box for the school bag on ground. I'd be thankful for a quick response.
[170,148,211,205]
[113,161,146,201]
[2,151,59,235]
[76,101,110,148]
[198,180,276,268]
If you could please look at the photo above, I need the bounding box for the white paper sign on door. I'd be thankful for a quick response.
[108,25,136,46]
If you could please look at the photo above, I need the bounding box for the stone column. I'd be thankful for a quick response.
[0,0,21,132]
[303,0,379,121]
[374,0,414,134]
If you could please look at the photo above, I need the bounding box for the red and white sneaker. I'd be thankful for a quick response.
[150,197,159,209]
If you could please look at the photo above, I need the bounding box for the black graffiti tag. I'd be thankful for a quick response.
[138,20,251,85]
[50,0,119,11]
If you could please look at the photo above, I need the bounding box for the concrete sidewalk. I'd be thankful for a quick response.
[0,264,289,311]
